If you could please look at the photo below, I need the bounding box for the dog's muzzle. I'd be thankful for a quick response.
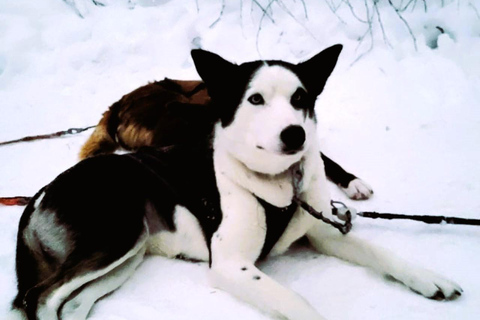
[280,125,305,154]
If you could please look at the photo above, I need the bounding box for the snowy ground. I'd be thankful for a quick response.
[1,0,480,319]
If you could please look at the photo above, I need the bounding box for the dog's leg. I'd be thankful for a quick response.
[60,246,146,320]
[25,220,148,320]
[307,225,462,300]
[210,260,325,320]
[211,176,325,320]
[303,152,461,300]
[321,153,373,200]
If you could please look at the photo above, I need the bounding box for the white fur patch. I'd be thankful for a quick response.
[146,205,209,261]
[33,191,45,209]
[60,247,145,320]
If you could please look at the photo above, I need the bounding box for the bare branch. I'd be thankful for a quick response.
[373,0,392,48]
[324,0,347,25]
[62,0,85,18]
[276,0,319,41]
[209,0,226,28]
[399,0,416,12]
[470,1,480,20]
[341,0,369,23]
[252,0,275,23]
[350,0,374,65]
[388,0,418,51]
[299,0,308,19]
[255,0,277,57]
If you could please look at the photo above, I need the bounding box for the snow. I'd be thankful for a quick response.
[1,0,479,319]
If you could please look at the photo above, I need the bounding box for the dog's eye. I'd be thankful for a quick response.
[248,93,265,105]
[291,88,306,102]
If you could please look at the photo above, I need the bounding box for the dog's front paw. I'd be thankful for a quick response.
[399,270,463,301]
[342,178,373,200]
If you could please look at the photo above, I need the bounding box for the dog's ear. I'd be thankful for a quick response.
[191,49,245,126]
[191,49,237,91]
[296,44,343,97]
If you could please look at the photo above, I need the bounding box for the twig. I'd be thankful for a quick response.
[470,1,480,20]
[209,0,226,28]
[276,0,320,41]
[388,0,418,51]
[373,0,392,48]
[0,126,96,147]
[255,0,277,57]
[62,0,85,18]
[341,0,368,24]
[324,0,347,25]
[299,0,308,19]
[350,0,374,66]
[252,0,275,23]
[399,0,416,12]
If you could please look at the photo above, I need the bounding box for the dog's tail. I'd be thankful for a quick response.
[79,108,119,160]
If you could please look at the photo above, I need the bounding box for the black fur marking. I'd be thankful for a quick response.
[321,153,357,188]
[256,198,298,261]
[192,49,264,128]
[192,46,342,128]
[126,144,223,258]
[241,267,248,271]
[253,275,261,280]
[290,87,315,119]
[14,135,223,315]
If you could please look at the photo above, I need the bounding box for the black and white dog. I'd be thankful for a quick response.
[14,46,462,320]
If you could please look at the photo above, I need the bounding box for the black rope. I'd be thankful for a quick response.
[0,125,96,206]
[0,125,96,147]
[329,200,480,226]
[359,211,480,226]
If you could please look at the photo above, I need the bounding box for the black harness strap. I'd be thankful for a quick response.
[257,197,298,260]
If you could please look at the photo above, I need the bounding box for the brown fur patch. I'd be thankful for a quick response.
[79,78,212,160]
[79,110,117,159]
[117,123,154,149]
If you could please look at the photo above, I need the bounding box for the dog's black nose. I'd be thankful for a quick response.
[280,125,305,154]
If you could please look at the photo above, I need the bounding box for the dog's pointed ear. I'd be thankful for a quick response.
[296,44,343,97]
[191,49,237,90]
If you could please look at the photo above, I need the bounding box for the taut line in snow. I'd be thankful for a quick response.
[359,211,480,226]
[0,125,96,147]
[331,200,480,226]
